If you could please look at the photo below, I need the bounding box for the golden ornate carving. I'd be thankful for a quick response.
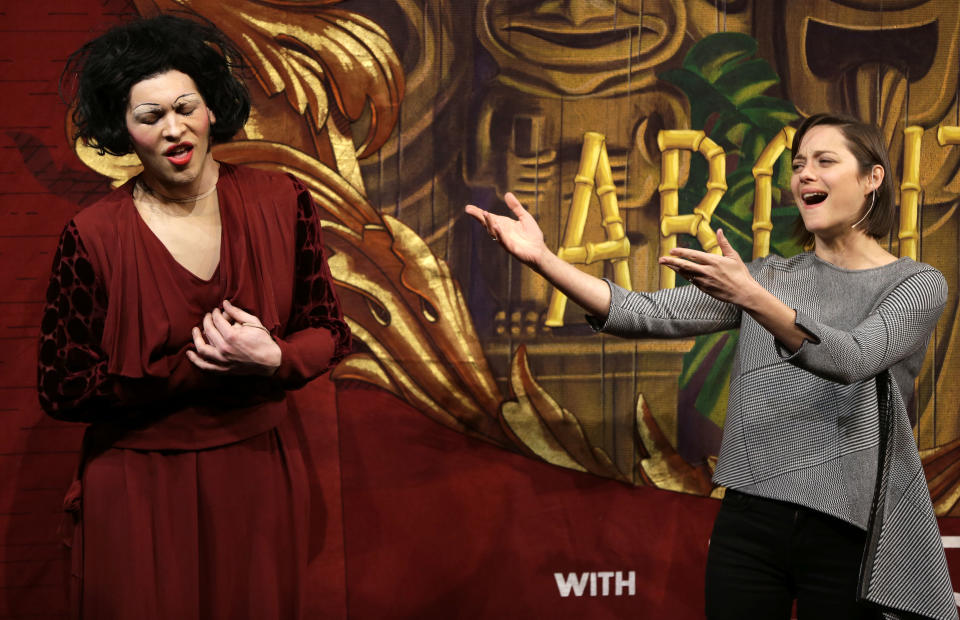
[133,0,403,194]
[497,344,709,486]
[635,395,713,495]
[71,139,143,188]
[502,345,627,480]
[324,213,512,444]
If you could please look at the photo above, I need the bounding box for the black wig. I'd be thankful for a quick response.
[62,14,250,156]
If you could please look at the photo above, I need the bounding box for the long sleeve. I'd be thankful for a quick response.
[590,277,743,339]
[780,268,947,384]
[37,221,117,420]
[37,222,212,422]
[272,177,351,388]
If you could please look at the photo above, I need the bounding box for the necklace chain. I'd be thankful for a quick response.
[136,179,218,204]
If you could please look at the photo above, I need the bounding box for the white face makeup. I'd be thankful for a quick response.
[125,69,217,197]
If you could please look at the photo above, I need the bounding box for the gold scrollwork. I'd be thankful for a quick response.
[62,0,719,499]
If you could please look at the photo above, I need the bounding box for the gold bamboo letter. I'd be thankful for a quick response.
[545,132,632,327]
[657,130,726,288]
[751,126,796,259]
[899,126,924,260]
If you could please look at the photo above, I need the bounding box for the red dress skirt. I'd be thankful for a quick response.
[74,415,308,620]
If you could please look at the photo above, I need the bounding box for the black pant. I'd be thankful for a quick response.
[705,489,881,619]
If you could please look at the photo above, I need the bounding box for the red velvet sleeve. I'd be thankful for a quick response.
[272,176,351,388]
[37,221,118,421]
[37,221,209,422]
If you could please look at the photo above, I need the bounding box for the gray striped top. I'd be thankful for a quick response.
[595,252,956,619]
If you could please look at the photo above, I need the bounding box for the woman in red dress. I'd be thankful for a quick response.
[38,15,350,619]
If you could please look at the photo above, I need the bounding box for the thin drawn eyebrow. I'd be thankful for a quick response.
[131,93,200,112]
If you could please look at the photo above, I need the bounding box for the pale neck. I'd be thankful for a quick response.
[140,153,220,201]
[135,157,221,217]
[813,231,897,270]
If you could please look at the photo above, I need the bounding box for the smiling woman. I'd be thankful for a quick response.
[41,14,351,620]
[466,111,956,619]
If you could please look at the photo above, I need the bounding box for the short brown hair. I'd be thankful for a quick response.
[791,113,895,246]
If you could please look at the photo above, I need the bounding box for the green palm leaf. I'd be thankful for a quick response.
[658,32,800,428]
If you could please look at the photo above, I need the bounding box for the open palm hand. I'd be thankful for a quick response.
[464,192,548,267]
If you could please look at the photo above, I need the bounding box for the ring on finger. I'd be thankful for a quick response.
[241,322,271,334]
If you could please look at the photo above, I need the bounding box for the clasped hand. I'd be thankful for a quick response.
[186,299,281,375]
[658,229,757,306]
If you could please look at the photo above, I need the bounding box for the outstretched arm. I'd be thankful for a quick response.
[465,192,611,319]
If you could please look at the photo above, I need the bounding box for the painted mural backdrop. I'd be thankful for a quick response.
[4,1,960,616]
[72,0,960,508]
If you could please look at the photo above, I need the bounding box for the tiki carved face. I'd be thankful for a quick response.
[772,0,959,130]
[476,0,687,96]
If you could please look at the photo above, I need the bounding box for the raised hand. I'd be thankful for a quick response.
[657,229,758,306]
[465,192,549,268]
[465,191,612,317]
[187,299,282,375]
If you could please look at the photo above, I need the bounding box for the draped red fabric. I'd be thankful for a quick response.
[2,2,959,619]
[334,382,719,619]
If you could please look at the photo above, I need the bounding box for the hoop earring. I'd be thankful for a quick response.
[852,189,876,230]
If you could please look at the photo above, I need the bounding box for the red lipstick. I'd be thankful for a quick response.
[164,142,194,166]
